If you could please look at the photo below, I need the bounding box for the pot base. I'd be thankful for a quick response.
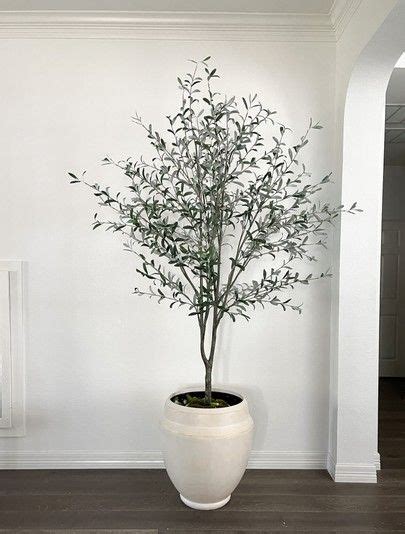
[180,494,231,510]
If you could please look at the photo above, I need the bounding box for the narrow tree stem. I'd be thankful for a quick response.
[204,361,213,405]
[202,313,220,404]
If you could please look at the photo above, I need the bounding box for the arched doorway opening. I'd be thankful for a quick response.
[379,64,405,471]
[329,0,405,483]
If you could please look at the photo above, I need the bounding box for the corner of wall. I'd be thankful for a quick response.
[327,452,378,483]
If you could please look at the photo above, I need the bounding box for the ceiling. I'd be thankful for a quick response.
[0,0,335,14]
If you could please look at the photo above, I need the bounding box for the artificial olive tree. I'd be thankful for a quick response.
[69,58,358,406]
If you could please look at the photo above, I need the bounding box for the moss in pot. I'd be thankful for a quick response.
[172,391,241,408]
[69,57,359,509]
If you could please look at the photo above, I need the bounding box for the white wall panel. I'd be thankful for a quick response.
[0,261,25,436]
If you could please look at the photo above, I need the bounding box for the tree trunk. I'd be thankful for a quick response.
[204,361,213,405]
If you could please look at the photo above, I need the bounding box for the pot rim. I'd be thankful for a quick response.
[166,387,247,413]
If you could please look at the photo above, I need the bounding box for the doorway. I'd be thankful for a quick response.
[379,64,405,469]
[330,0,405,483]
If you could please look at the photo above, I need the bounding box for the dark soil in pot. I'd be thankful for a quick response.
[171,391,242,408]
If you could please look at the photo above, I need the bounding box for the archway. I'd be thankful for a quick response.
[329,0,405,482]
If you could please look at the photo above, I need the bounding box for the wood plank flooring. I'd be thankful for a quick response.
[379,378,405,469]
[0,378,404,532]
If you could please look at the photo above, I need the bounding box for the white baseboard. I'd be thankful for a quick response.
[0,450,378,479]
[248,450,327,469]
[326,451,336,478]
[334,464,377,483]
[0,450,326,470]
[327,452,378,483]
[0,451,164,469]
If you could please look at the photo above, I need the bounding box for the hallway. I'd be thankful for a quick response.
[379,378,405,469]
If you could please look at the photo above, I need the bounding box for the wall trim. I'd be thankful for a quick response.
[330,0,362,40]
[0,450,379,479]
[0,261,26,438]
[248,450,327,469]
[0,451,164,470]
[334,463,377,483]
[327,452,378,483]
[0,2,360,42]
[0,450,327,470]
[326,451,336,478]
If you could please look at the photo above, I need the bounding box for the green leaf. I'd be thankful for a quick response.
[67,58,358,345]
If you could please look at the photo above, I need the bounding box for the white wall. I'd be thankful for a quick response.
[329,0,402,482]
[0,38,335,464]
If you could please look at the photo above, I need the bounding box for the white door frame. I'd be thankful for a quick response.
[329,0,405,483]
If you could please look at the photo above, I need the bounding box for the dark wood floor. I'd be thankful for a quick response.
[0,379,404,533]
[379,378,405,469]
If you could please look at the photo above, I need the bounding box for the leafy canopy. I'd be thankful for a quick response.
[69,57,358,329]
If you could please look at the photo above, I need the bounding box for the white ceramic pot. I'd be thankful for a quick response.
[161,388,254,510]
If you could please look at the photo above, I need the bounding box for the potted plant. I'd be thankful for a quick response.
[69,58,358,510]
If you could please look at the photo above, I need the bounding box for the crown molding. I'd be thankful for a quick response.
[0,3,361,42]
[330,0,363,40]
